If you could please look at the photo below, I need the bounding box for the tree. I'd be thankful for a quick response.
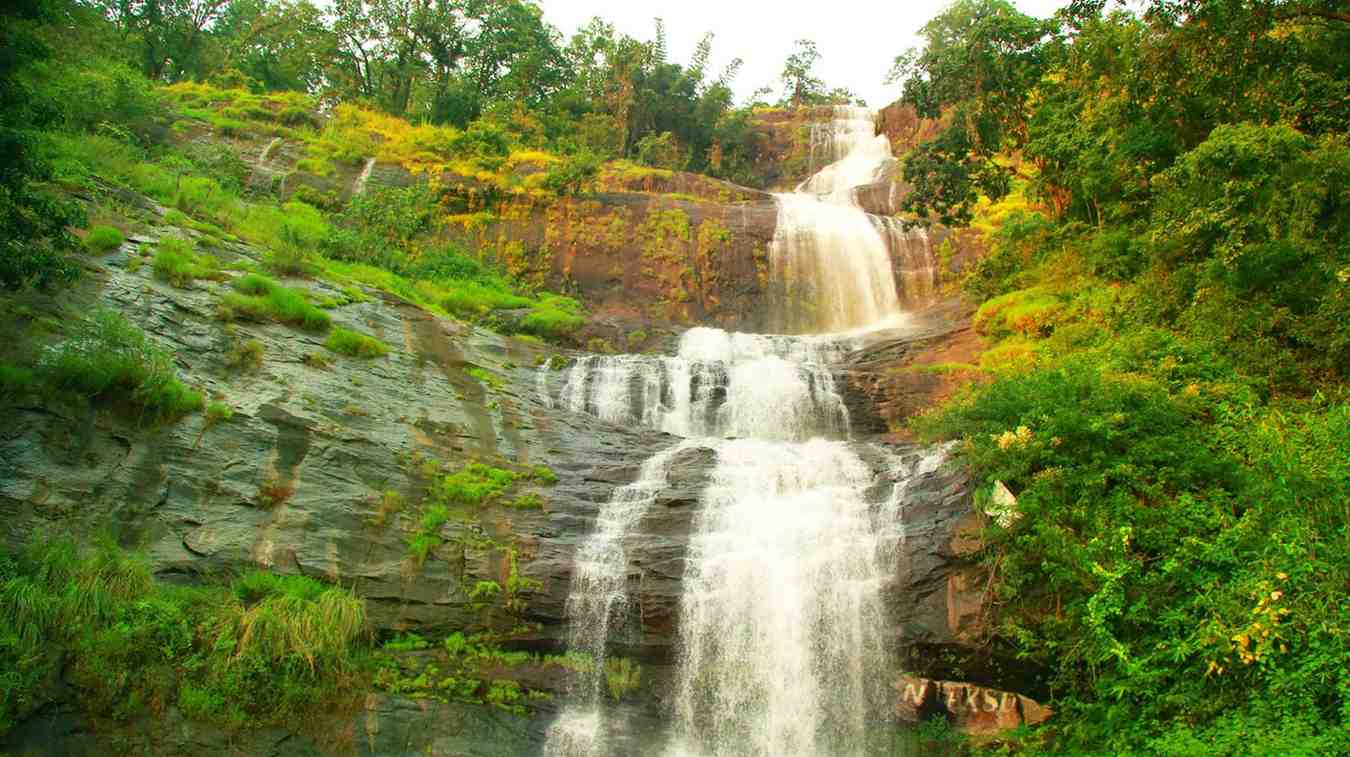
[97,0,232,81]
[779,39,825,106]
[891,0,1053,225]
[213,0,334,92]
[1,0,84,289]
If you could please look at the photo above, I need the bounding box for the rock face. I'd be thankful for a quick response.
[895,675,1053,735]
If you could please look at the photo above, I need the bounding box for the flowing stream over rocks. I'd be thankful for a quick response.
[543,108,946,756]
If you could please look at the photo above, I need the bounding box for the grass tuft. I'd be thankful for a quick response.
[220,274,330,331]
[84,225,125,253]
[38,309,202,419]
[152,238,219,287]
[324,326,389,358]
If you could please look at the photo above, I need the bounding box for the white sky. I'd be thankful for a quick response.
[540,0,1063,108]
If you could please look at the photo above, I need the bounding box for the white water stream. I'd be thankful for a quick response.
[544,107,943,756]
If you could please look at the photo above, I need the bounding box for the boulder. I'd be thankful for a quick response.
[895,675,1053,735]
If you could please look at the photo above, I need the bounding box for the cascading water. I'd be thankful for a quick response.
[666,439,893,757]
[353,157,377,196]
[545,107,944,757]
[539,327,853,441]
[768,106,938,332]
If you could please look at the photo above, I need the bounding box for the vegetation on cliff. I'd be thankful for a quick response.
[901,1,1350,753]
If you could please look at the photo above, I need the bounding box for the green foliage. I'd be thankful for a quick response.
[466,366,504,389]
[38,309,202,419]
[221,274,331,331]
[542,151,603,195]
[205,401,233,425]
[225,335,265,372]
[152,238,219,287]
[405,533,441,567]
[517,295,585,340]
[908,10,1350,749]
[84,225,125,254]
[605,657,642,700]
[892,0,1052,224]
[324,326,390,358]
[0,0,85,290]
[509,493,544,510]
[917,353,1350,751]
[1,538,369,734]
[440,463,517,507]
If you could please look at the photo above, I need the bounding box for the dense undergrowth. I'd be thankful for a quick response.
[0,538,368,733]
[901,2,1350,753]
[0,535,580,736]
[0,308,204,420]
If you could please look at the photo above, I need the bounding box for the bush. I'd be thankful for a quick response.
[916,359,1350,751]
[205,401,233,425]
[152,238,219,287]
[517,296,585,340]
[38,310,202,419]
[84,225,125,253]
[0,537,371,734]
[324,326,389,358]
[225,336,265,372]
[440,463,516,507]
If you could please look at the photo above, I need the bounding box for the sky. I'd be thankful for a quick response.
[539,0,1063,108]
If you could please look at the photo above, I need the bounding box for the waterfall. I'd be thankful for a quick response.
[666,439,893,757]
[540,327,853,441]
[546,441,703,756]
[768,106,936,332]
[353,157,376,196]
[545,107,945,757]
[259,137,282,163]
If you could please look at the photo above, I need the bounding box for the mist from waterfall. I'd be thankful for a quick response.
[545,107,943,757]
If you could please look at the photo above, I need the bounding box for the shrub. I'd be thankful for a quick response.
[84,225,125,253]
[220,274,330,331]
[442,282,532,318]
[152,238,219,287]
[510,493,543,510]
[405,534,440,566]
[38,309,203,419]
[324,326,389,358]
[205,401,233,426]
[440,463,516,507]
[912,360,1350,751]
[228,571,367,676]
[517,304,584,340]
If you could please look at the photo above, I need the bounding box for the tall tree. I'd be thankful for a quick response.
[779,39,824,106]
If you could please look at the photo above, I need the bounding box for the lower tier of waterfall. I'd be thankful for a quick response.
[544,436,947,757]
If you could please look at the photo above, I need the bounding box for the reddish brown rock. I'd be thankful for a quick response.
[896,676,1053,735]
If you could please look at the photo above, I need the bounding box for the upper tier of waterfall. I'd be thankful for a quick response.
[766,106,936,333]
[798,107,897,198]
